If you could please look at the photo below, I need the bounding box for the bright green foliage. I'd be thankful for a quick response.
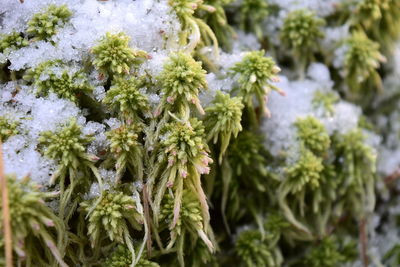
[354,0,400,50]
[104,245,159,267]
[157,52,207,116]
[280,9,325,67]
[312,91,339,116]
[81,190,142,245]
[303,237,357,267]
[169,0,219,54]
[343,31,385,92]
[38,119,100,218]
[27,4,72,41]
[0,175,67,267]
[39,120,94,179]
[106,123,144,181]
[23,61,92,102]
[0,32,29,53]
[235,229,278,267]
[0,116,19,142]
[294,116,330,156]
[160,190,213,264]
[239,0,269,39]
[230,50,282,119]
[205,91,244,163]
[103,77,150,121]
[228,131,268,189]
[383,244,400,266]
[332,129,376,214]
[92,32,148,76]
[284,148,324,194]
[201,0,235,50]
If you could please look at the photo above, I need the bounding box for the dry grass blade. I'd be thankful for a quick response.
[0,142,13,267]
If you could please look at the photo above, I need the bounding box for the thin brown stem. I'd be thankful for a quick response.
[143,184,152,257]
[0,142,13,267]
[359,217,369,267]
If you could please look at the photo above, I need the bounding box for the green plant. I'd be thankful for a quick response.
[160,190,213,265]
[23,61,92,103]
[0,116,19,142]
[27,4,72,41]
[280,9,325,73]
[230,50,283,122]
[294,116,330,156]
[103,77,150,122]
[0,32,29,53]
[92,32,148,77]
[312,91,339,116]
[104,245,159,267]
[343,31,386,93]
[156,52,207,117]
[0,175,67,266]
[205,91,244,163]
[38,120,101,218]
[106,123,144,182]
[238,0,269,39]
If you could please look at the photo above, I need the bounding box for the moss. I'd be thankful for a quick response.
[294,116,331,156]
[23,61,92,103]
[92,32,147,76]
[343,31,385,92]
[230,50,282,120]
[0,32,29,53]
[27,4,72,41]
[0,116,19,142]
[157,52,207,116]
[205,91,244,162]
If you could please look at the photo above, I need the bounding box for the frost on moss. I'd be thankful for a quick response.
[92,32,148,77]
[23,61,92,103]
[0,116,19,142]
[0,32,29,53]
[27,4,72,41]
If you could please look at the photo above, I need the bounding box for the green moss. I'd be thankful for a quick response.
[294,116,330,156]
[27,4,72,41]
[280,9,325,70]
[0,116,19,142]
[312,91,339,116]
[230,50,282,119]
[81,190,142,245]
[23,60,92,103]
[285,148,324,193]
[344,31,385,92]
[235,229,277,267]
[106,123,144,181]
[92,32,147,76]
[1,175,67,266]
[303,237,357,267]
[0,32,29,53]
[104,245,159,267]
[157,52,207,116]
[205,91,244,162]
[103,77,149,121]
[238,0,269,39]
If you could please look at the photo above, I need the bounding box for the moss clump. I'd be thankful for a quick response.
[1,175,67,267]
[157,52,207,116]
[27,4,72,41]
[0,116,19,142]
[343,31,386,92]
[205,91,244,163]
[0,32,29,53]
[24,61,92,103]
[294,116,331,156]
[103,77,149,122]
[231,50,282,120]
[92,32,148,77]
